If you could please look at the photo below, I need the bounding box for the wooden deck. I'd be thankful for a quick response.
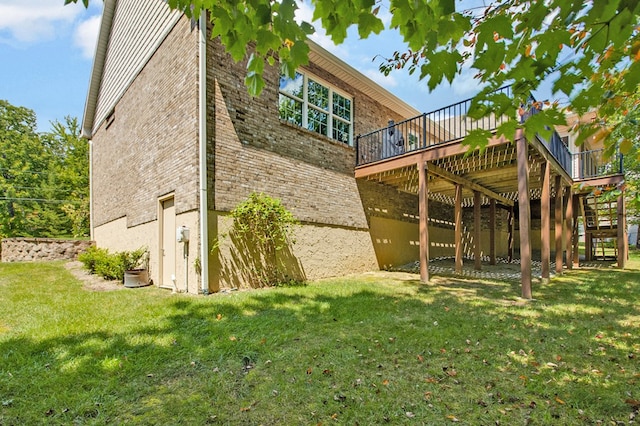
[354,125,626,299]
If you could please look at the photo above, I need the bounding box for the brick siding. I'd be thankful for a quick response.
[91,17,200,228]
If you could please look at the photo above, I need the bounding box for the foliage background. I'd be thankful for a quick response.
[0,100,89,239]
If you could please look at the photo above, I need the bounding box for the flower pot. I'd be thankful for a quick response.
[124,269,149,288]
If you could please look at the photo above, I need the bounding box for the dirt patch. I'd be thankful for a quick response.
[64,261,124,292]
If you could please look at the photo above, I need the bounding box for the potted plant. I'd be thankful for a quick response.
[123,246,150,288]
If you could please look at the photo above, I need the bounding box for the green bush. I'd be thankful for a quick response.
[230,192,298,287]
[78,246,107,274]
[78,246,148,282]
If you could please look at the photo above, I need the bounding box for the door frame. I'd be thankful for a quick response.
[158,193,176,289]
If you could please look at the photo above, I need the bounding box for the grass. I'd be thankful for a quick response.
[1,254,639,425]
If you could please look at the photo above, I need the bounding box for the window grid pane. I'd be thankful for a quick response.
[332,93,351,121]
[333,118,350,144]
[279,94,302,126]
[279,70,352,145]
[279,72,303,98]
[308,79,329,111]
[308,108,328,136]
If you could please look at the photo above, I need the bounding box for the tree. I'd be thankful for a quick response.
[41,117,90,238]
[0,100,51,237]
[68,0,639,156]
[0,100,89,238]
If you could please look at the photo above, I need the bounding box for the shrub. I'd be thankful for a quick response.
[78,246,107,274]
[230,192,298,286]
[79,246,148,282]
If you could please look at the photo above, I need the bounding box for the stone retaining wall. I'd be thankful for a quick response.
[1,238,94,262]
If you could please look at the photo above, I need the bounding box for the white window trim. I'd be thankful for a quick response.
[279,70,354,146]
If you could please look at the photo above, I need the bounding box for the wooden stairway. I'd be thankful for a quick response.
[581,195,619,260]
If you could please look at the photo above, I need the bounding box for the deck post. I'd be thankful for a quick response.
[507,207,514,263]
[618,191,626,268]
[540,161,550,282]
[516,128,532,299]
[489,199,496,265]
[455,184,463,274]
[474,191,482,270]
[565,185,573,270]
[555,176,563,274]
[585,231,593,261]
[418,162,430,282]
[572,195,580,267]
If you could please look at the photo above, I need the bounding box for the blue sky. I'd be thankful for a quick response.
[0,0,496,134]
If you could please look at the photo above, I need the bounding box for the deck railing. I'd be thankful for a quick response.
[572,149,624,179]
[356,87,624,180]
[355,86,512,166]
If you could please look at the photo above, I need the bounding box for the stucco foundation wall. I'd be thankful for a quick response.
[368,217,511,268]
[94,211,201,294]
[1,238,93,262]
[208,212,377,290]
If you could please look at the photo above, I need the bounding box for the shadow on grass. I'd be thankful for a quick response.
[1,260,639,424]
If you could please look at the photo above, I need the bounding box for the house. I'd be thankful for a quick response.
[82,0,627,295]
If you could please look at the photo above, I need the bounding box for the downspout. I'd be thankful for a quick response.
[89,140,94,240]
[198,13,210,294]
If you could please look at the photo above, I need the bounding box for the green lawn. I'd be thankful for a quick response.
[1,254,639,425]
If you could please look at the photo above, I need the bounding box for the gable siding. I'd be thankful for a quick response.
[93,0,182,132]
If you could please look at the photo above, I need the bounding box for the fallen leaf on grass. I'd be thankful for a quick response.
[446,414,459,422]
[382,379,390,386]
[555,396,565,405]
[625,399,640,409]
[216,314,222,320]
[417,354,424,363]
[229,336,237,341]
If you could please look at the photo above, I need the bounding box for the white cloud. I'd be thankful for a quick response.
[0,0,83,44]
[74,14,101,58]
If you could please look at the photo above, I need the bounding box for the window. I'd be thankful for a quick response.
[279,71,353,145]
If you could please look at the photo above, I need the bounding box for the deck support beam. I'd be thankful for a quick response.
[585,231,593,261]
[507,207,514,263]
[541,161,551,283]
[489,199,496,265]
[426,163,513,207]
[418,162,430,282]
[618,191,626,268]
[474,191,482,270]
[455,184,463,274]
[555,176,564,274]
[565,185,573,270]
[516,129,532,299]
[572,195,580,267]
